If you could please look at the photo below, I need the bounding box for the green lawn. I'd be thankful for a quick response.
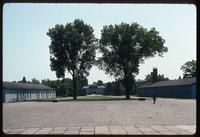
[78,95,124,100]
[34,95,146,102]
[48,95,146,102]
[51,95,124,102]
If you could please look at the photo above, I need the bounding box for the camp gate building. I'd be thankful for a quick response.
[3,82,56,102]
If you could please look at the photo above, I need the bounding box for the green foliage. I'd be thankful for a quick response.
[41,77,88,97]
[104,80,125,96]
[18,76,27,83]
[97,22,168,99]
[134,73,169,94]
[131,82,137,95]
[41,79,56,88]
[47,19,97,99]
[41,78,73,96]
[31,78,40,84]
[22,76,27,83]
[97,80,104,86]
[145,73,169,82]
[89,84,97,88]
[106,82,112,89]
[180,60,196,78]
[111,81,125,96]
[17,77,40,84]
[77,76,88,90]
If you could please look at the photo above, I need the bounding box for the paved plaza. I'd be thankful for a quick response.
[3,125,196,135]
[3,98,196,135]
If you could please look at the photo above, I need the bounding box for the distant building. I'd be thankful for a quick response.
[137,77,196,99]
[3,82,56,102]
[79,85,106,96]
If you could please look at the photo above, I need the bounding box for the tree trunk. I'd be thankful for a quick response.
[123,74,133,100]
[125,90,130,99]
[72,71,77,99]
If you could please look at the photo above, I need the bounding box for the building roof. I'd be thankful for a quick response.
[82,85,106,89]
[3,82,54,90]
[82,86,89,89]
[138,77,196,88]
[97,86,105,88]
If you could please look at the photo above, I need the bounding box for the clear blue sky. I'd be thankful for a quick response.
[3,3,196,84]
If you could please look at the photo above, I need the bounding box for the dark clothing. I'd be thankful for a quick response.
[153,94,156,104]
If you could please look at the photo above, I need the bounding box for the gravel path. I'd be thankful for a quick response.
[3,98,196,129]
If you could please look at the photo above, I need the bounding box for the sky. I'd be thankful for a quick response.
[3,3,196,84]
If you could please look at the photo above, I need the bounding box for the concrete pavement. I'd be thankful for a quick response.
[3,125,196,135]
[3,99,196,135]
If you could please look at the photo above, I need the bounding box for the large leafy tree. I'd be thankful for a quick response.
[47,19,96,99]
[180,60,196,78]
[97,22,168,99]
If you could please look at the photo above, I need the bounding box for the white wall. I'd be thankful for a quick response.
[3,89,56,102]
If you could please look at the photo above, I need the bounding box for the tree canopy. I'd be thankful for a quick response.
[180,60,196,78]
[21,76,27,83]
[145,73,169,82]
[47,19,97,99]
[97,80,104,86]
[42,78,73,96]
[17,76,39,84]
[97,22,168,99]
[31,78,40,84]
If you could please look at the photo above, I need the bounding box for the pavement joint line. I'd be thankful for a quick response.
[135,126,146,135]
[176,125,196,132]
[49,127,68,134]
[162,126,188,135]
[48,128,54,134]
[150,126,161,133]
[170,130,194,135]
[165,129,183,135]
[34,128,41,134]
[121,125,129,134]
[95,126,111,134]
[63,127,68,132]
[21,128,41,134]
[34,129,52,134]
[4,125,196,135]
[49,128,59,134]
[108,126,111,134]
[78,127,81,134]
[34,128,52,134]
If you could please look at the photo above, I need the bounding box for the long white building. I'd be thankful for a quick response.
[3,82,56,102]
